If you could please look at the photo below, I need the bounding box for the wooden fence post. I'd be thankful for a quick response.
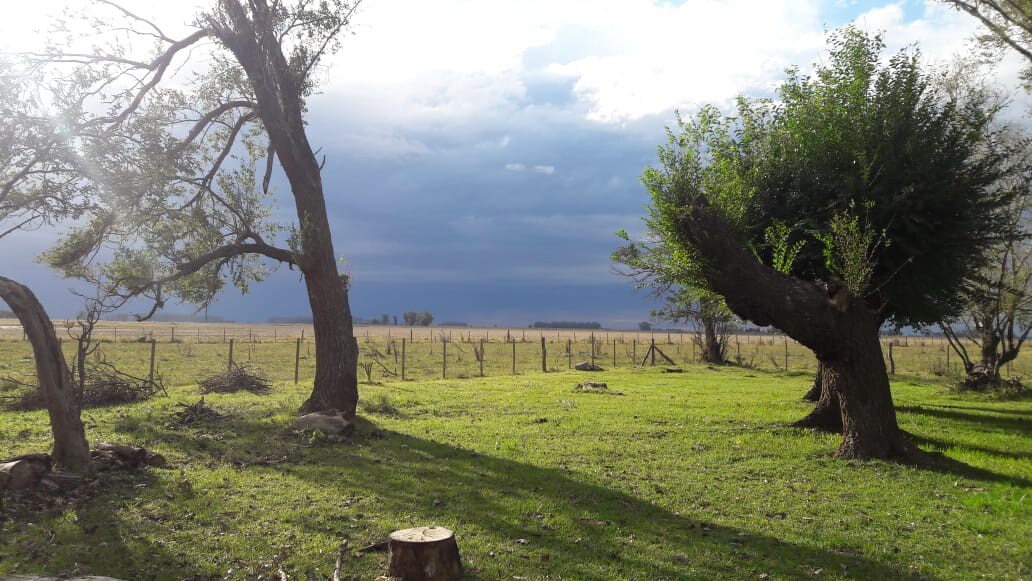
[541,336,546,373]
[294,338,301,383]
[567,338,572,368]
[479,338,485,377]
[613,339,617,368]
[148,339,157,386]
[401,338,406,380]
[228,338,235,371]
[650,338,655,366]
[442,339,447,379]
[632,339,636,365]
[511,340,516,375]
[888,341,895,375]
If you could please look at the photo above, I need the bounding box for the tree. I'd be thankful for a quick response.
[941,165,1032,387]
[638,28,1019,460]
[36,0,363,416]
[942,1,1032,89]
[418,311,434,327]
[403,311,418,326]
[0,59,91,472]
[614,231,739,364]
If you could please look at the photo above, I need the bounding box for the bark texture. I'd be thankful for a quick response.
[792,363,843,433]
[0,277,90,472]
[387,526,463,580]
[676,202,919,460]
[209,1,359,415]
[700,317,724,363]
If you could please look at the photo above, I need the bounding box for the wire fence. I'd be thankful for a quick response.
[0,325,1024,394]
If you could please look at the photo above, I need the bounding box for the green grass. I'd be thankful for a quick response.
[0,364,1029,579]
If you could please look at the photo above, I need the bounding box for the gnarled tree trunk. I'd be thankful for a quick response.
[793,362,842,433]
[0,276,90,473]
[678,202,920,460]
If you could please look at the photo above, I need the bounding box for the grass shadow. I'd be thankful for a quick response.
[897,404,1031,435]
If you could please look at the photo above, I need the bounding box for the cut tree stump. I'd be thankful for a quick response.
[387,526,463,580]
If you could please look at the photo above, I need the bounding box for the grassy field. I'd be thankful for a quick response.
[0,361,1028,579]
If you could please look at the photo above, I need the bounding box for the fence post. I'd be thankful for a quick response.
[541,336,546,373]
[650,338,655,366]
[511,340,516,375]
[591,337,596,368]
[170,326,175,343]
[228,338,235,371]
[632,339,636,365]
[479,338,485,377]
[148,339,157,386]
[567,338,572,368]
[294,338,301,383]
[401,338,407,380]
[442,338,447,379]
[613,339,617,368]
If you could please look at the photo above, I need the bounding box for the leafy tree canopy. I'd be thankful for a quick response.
[641,27,1025,328]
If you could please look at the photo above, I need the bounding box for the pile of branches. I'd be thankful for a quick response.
[169,397,228,426]
[198,364,271,394]
[5,365,166,411]
[79,367,166,407]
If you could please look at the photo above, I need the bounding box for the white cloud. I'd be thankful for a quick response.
[533,165,556,175]
[505,163,526,172]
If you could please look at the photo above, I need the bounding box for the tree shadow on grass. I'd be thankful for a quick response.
[897,404,1031,435]
[112,414,911,579]
[909,433,1032,462]
[0,469,209,580]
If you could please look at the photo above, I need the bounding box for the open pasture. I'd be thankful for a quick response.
[0,363,1029,579]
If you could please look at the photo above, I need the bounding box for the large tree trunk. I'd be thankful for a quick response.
[212,0,360,416]
[793,363,842,433]
[0,277,90,473]
[677,200,920,461]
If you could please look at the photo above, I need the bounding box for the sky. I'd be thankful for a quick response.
[0,0,1028,327]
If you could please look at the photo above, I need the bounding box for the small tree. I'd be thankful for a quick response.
[941,172,1032,388]
[418,311,434,327]
[637,29,1019,460]
[36,0,364,416]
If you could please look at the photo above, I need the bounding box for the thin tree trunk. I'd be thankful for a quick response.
[211,0,360,416]
[0,276,90,473]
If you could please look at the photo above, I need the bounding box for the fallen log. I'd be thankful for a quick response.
[0,454,52,490]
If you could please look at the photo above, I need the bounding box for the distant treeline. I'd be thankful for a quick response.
[269,316,313,324]
[0,309,14,319]
[530,321,602,329]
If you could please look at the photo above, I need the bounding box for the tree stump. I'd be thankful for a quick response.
[386,526,462,580]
